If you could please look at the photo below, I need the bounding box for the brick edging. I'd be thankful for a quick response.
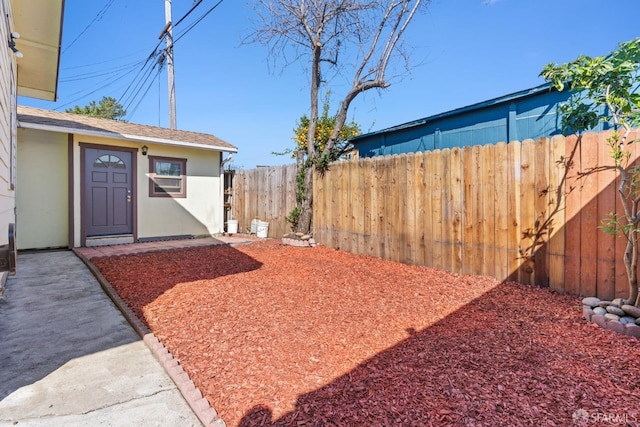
[72,249,226,427]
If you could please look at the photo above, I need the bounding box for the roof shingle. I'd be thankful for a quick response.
[17,106,237,152]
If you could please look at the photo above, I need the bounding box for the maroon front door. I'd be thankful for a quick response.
[84,148,133,237]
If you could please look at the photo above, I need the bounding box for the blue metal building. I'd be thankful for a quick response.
[351,83,607,158]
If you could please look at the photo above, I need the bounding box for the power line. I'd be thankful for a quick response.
[174,0,205,28]
[173,0,225,45]
[60,47,153,71]
[62,0,118,54]
[120,0,225,123]
[55,63,143,111]
[59,59,146,82]
[128,65,164,120]
[120,53,165,113]
[57,0,226,123]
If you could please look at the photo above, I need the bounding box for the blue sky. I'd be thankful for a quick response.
[19,0,640,169]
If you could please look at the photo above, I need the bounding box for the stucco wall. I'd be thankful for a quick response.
[136,143,223,240]
[16,128,68,249]
[70,135,223,247]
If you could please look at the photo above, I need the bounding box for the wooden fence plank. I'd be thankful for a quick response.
[353,159,365,254]
[463,146,474,275]
[422,152,433,267]
[494,142,509,281]
[432,150,444,270]
[361,158,372,256]
[375,156,387,259]
[405,154,417,264]
[596,131,617,300]
[548,135,566,292]
[368,157,380,257]
[341,161,352,252]
[519,139,536,285]
[441,149,452,272]
[414,153,426,266]
[381,156,392,259]
[579,132,600,297]
[470,146,483,276]
[386,155,406,262]
[507,140,522,282]
[564,134,582,295]
[534,138,550,287]
[450,147,463,273]
[481,144,495,278]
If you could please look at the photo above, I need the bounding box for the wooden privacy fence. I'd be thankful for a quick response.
[233,130,639,301]
[231,164,298,238]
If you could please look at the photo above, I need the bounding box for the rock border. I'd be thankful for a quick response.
[281,232,317,247]
[582,297,640,339]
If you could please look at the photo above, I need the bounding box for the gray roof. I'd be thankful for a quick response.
[17,106,237,153]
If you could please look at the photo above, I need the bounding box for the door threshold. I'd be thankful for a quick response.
[85,235,134,247]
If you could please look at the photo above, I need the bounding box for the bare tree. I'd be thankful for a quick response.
[251,0,427,234]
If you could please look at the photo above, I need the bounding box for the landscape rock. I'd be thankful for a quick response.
[591,314,607,328]
[637,317,640,326]
[301,234,311,241]
[604,313,621,321]
[612,298,625,307]
[606,306,626,317]
[598,301,613,308]
[621,304,640,318]
[583,306,594,321]
[593,307,607,316]
[581,297,600,308]
[607,320,626,334]
[619,316,636,325]
[625,324,640,338]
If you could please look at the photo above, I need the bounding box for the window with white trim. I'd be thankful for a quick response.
[149,156,187,198]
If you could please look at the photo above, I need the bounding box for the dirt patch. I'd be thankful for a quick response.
[93,240,640,426]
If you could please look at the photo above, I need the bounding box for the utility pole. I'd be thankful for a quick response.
[164,0,176,129]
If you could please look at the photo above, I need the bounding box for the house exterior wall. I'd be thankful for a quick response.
[352,87,609,158]
[16,128,68,249]
[0,0,18,250]
[69,134,224,247]
[136,143,223,241]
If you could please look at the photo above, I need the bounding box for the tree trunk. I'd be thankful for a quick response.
[296,166,314,234]
[627,233,640,306]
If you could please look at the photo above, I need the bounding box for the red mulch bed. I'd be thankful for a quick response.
[92,240,640,427]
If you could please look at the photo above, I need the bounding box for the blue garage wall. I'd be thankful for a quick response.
[352,83,607,158]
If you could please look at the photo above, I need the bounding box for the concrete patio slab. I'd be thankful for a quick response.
[0,251,203,426]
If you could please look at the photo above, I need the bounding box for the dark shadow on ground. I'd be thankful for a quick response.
[237,282,640,427]
[0,251,140,400]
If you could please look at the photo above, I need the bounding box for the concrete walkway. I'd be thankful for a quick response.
[0,250,205,426]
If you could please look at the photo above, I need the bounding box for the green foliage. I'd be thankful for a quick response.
[296,163,307,203]
[285,206,302,229]
[66,96,127,121]
[540,38,640,134]
[292,93,361,161]
[541,38,640,305]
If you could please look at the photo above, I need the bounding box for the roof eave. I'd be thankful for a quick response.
[18,121,238,153]
[13,0,65,101]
